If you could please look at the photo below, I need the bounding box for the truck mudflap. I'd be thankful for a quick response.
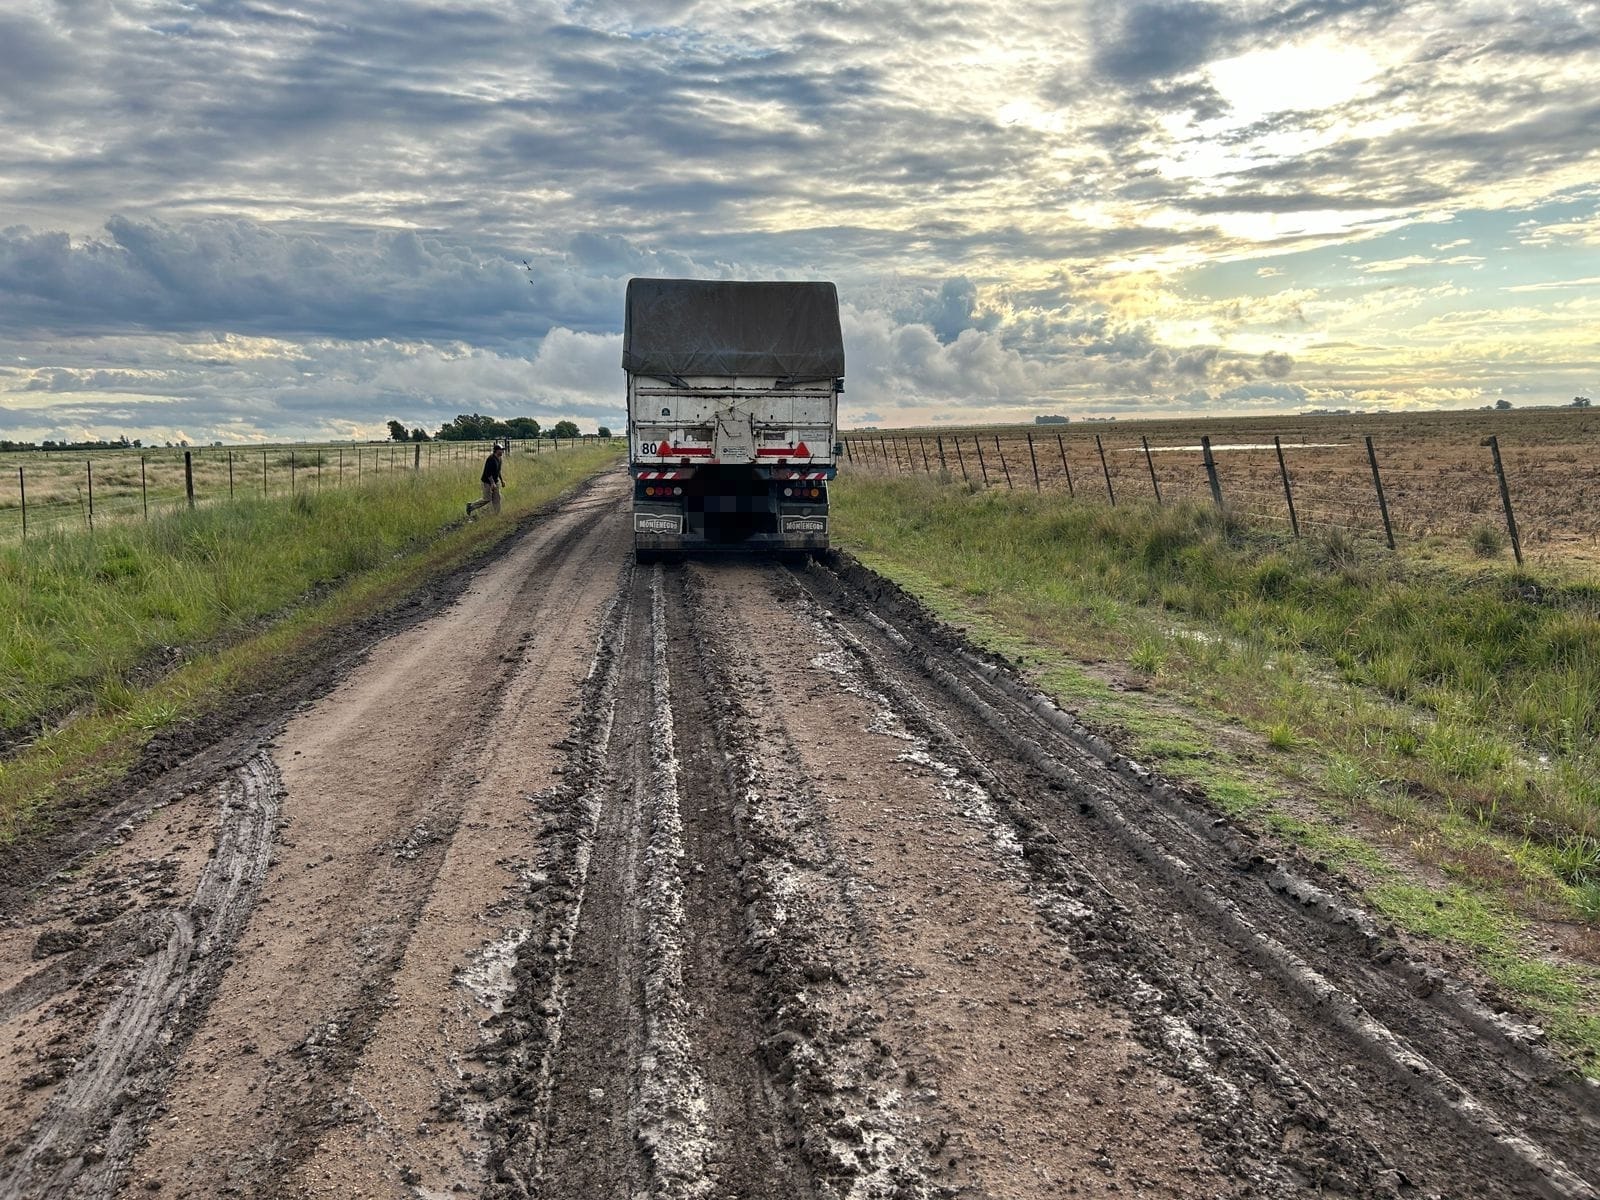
[631,463,828,556]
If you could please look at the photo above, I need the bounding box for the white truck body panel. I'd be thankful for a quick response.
[628,376,838,468]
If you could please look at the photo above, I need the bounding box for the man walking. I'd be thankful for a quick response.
[467,442,505,517]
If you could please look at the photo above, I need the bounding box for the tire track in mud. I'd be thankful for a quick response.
[790,551,1600,1199]
[0,753,282,1200]
[487,564,892,1198]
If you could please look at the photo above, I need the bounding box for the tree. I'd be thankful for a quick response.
[410,427,430,442]
[506,416,541,440]
[387,419,410,442]
[436,413,495,441]
[1494,398,1512,410]
[1573,396,1593,408]
[597,426,612,438]
[550,420,580,439]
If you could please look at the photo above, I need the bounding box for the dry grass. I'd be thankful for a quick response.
[847,408,1600,570]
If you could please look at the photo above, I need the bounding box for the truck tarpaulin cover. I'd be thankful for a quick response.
[622,278,845,379]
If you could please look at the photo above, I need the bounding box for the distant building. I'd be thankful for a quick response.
[1034,414,1069,424]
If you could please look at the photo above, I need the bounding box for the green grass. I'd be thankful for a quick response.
[0,445,618,842]
[833,475,1600,1073]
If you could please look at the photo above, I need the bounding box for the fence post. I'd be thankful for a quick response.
[1141,436,1161,505]
[919,437,930,472]
[17,467,24,540]
[141,456,148,520]
[185,450,195,509]
[1201,435,1223,509]
[1095,434,1115,505]
[954,436,969,483]
[317,455,322,493]
[263,448,268,496]
[879,436,893,473]
[936,435,948,474]
[1364,435,1395,550]
[1274,436,1299,537]
[1026,432,1040,491]
[86,460,94,530]
[842,437,853,463]
[994,436,1013,489]
[414,442,421,470]
[1056,434,1074,497]
[1485,435,1523,566]
[974,436,989,486]
[228,451,234,499]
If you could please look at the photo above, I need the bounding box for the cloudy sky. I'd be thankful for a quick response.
[2,0,1597,443]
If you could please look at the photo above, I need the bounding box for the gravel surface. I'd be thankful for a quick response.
[2,465,1597,1199]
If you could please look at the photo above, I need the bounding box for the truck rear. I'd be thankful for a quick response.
[624,278,843,559]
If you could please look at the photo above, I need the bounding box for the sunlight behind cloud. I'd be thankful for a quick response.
[1208,39,1379,124]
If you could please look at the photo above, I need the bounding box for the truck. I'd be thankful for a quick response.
[624,277,843,560]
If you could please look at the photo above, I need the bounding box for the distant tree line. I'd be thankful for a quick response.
[1,435,143,451]
[388,414,598,443]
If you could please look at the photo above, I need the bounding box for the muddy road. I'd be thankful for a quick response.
[3,467,1598,1199]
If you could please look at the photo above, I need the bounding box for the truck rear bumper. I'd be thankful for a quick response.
[634,511,828,553]
[634,531,829,554]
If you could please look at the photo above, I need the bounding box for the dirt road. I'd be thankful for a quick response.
[3,466,1598,1198]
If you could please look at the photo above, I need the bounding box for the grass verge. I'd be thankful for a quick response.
[0,447,618,844]
[834,474,1600,1074]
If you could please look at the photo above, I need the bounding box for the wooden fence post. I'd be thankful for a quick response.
[974,436,989,486]
[86,460,94,530]
[184,450,195,509]
[1201,436,1223,509]
[1364,435,1395,550]
[16,467,24,540]
[228,451,234,499]
[1056,433,1074,497]
[1141,436,1161,505]
[954,436,969,483]
[1095,434,1115,505]
[290,451,297,494]
[919,437,930,472]
[263,448,268,496]
[1274,436,1299,537]
[1485,435,1523,566]
[936,435,948,474]
[1026,432,1040,491]
[414,443,421,470]
[141,456,148,520]
[994,436,1013,489]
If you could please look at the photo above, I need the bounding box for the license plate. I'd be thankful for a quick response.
[782,516,828,534]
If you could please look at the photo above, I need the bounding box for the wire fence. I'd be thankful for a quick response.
[0,437,620,543]
[839,423,1600,569]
